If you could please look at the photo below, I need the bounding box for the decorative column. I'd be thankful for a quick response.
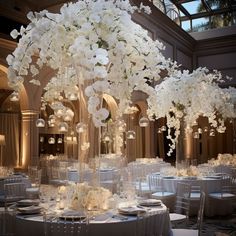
[21,110,39,169]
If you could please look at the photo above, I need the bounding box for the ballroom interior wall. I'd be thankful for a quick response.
[0,1,235,167]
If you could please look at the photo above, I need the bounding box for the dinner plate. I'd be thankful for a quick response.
[59,210,86,221]
[182,176,198,180]
[205,176,221,179]
[17,206,42,214]
[118,206,146,216]
[162,176,175,179]
[138,199,162,207]
[17,199,40,207]
[99,168,114,172]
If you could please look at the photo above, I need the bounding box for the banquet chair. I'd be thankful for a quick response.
[150,176,175,211]
[136,176,152,198]
[208,174,236,200]
[171,191,206,236]
[0,182,26,208]
[0,207,16,236]
[26,168,42,199]
[169,182,191,227]
[48,167,65,186]
[44,212,89,236]
[190,185,202,200]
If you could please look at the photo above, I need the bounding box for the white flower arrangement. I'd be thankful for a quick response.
[147,67,236,156]
[6,0,176,127]
[70,182,112,211]
[208,153,236,167]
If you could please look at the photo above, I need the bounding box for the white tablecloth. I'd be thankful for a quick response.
[16,205,171,236]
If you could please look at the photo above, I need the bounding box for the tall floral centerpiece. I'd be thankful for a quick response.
[147,67,236,166]
[6,0,177,170]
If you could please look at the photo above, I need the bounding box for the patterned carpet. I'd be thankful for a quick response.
[183,214,236,236]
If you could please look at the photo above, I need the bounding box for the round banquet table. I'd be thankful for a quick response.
[15,204,171,236]
[160,176,232,217]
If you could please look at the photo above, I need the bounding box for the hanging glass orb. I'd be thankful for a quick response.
[55,108,65,118]
[48,120,55,127]
[57,138,63,144]
[63,108,74,121]
[48,115,56,124]
[67,92,79,101]
[217,127,225,133]
[39,136,44,143]
[161,125,167,132]
[103,134,111,142]
[198,128,203,134]
[48,137,55,144]
[139,117,149,127]
[75,122,86,133]
[58,122,68,132]
[117,120,126,132]
[209,129,215,136]
[36,118,45,128]
[126,130,136,140]
[9,91,19,102]
[193,132,199,139]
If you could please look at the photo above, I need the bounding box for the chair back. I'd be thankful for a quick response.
[197,191,205,236]
[4,182,26,205]
[175,182,191,217]
[148,175,164,193]
[43,212,89,236]
[28,167,42,187]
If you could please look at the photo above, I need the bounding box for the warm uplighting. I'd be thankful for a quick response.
[139,117,149,127]
[36,118,45,128]
[0,134,6,166]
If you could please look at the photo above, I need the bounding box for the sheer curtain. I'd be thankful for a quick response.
[0,113,20,166]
